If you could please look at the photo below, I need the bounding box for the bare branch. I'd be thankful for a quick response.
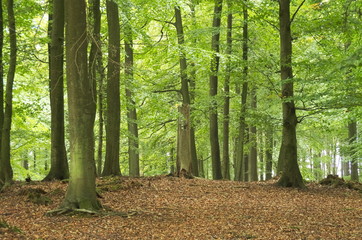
[291,0,307,24]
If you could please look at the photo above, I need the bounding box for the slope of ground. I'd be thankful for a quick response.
[0,176,361,239]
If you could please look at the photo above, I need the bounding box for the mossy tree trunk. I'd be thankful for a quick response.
[60,0,100,210]
[0,0,16,189]
[103,0,121,176]
[43,0,69,181]
[277,0,305,188]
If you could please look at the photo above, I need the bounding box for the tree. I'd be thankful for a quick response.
[249,87,258,181]
[0,0,3,160]
[349,121,358,181]
[175,5,193,177]
[43,0,69,181]
[103,0,121,176]
[0,0,16,189]
[277,0,305,188]
[209,0,223,180]
[235,0,249,182]
[88,0,104,176]
[124,1,140,177]
[57,0,101,211]
[222,0,232,180]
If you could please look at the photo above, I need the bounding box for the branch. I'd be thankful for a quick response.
[153,89,181,94]
[291,0,307,24]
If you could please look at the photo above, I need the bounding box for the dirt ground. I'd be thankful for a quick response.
[0,176,361,239]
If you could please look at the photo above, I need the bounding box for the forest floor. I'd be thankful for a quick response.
[0,176,361,240]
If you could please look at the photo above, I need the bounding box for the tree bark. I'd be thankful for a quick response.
[235,0,248,182]
[103,0,121,176]
[222,0,232,180]
[88,0,104,177]
[349,121,358,181]
[174,6,193,177]
[0,0,3,157]
[209,0,223,180]
[0,0,16,189]
[43,0,69,181]
[249,87,258,181]
[124,4,140,177]
[265,126,273,180]
[277,0,305,188]
[60,0,100,210]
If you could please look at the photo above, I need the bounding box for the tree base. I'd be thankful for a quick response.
[277,174,306,188]
[46,207,138,217]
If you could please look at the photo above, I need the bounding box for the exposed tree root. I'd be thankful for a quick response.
[46,207,138,218]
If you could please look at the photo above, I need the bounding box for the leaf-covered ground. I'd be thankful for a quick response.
[0,176,361,239]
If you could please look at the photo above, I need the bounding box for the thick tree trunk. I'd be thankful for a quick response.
[124,7,140,177]
[209,0,223,180]
[44,0,69,181]
[0,0,16,189]
[235,0,248,181]
[174,6,195,177]
[60,0,100,210]
[176,104,192,177]
[0,0,3,157]
[349,121,358,181]
[103,0,121,176]
[277,0,305,188]
[222,1,232,180]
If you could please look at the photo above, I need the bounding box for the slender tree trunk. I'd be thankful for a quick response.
[0,0,16,189]
[235,0,248,181]
[188,2,199,177]
[124,4,140,177]
[59,0,100,211]
[175,6,193,177]
[265,126,273,180]
[43,0,69,181]
[349,121,358,181]
[209,0,223,180]
[88,0,104,176]
[103,0,121,176]
[243,125,249,181]
[222,0,232,180]
[277,0,305,188]
[259,132,264,181]
[249,87,258,181]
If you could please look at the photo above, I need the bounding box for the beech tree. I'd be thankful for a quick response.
[56,0,100,211]
[277,0,305,188]
[43,0,69,181]
[0,0,16,189]
[103,0,121,176]
[209,0,223,180]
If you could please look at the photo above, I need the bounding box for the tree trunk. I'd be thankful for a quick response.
[60,0,100,210]
[189,0,199,177]
[222,0,232,180]
[249,87,258,181]
[43,0,69,181]
[0,0,16,189]
[235,0,248,181]
[349,121,358,181]
[88,0,104,177]
[0,0,3,158]
[124,4,140,177]
[265,126,273,180]
[277,0,305,188]
[209,0,223,180]
[103,0,121,176]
